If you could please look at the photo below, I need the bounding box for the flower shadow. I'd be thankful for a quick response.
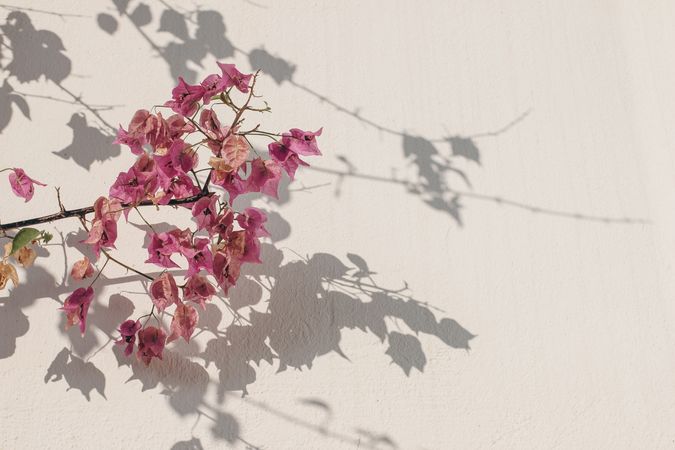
[0,9,123,169]
[44,346,107,400]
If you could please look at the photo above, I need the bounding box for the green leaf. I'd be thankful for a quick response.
[11,227,41,255]
[41,231,53,244]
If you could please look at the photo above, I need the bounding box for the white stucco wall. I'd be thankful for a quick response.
[1,1,675,448]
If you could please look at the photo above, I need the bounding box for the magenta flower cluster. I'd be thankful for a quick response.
[2,62,322,367]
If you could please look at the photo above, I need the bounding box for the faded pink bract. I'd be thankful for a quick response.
[217,62,253,93]
[146,232,180,269]
[60,287,94,335]
[115,320,141,356]
[168,303,199,343]
[70,257,95,280]
[8,168,46,202]
[183,274,216,309]
[247,158,282,198]
[136,326,166,366]
[165,77,205,116]
[149,272,180,311]
[237,207,270,238]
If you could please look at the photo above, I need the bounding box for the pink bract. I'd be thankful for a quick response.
[137,326,166,366]
[269,140,309,180]
[217,62,253,93]
[60,287,94,335]
[247,158,282,198]
[145,232,180,269]
[8,168,46,202]
[285,127,323,156]
[183,274,216,309]
[70,257,95,280]
[237,207,270,238]
[165,77,205,116]
[115,319,141,356]
[149,272,180,311]
[167,303,199,343]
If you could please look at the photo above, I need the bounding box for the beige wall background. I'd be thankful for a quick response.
[1,1,675,448]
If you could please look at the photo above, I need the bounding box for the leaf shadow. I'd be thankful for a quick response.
[0,10,122,167]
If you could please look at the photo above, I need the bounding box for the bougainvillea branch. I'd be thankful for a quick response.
[0,192,210,231]
[0,62,322,366]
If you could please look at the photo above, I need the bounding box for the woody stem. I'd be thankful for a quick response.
[0,191,212,232]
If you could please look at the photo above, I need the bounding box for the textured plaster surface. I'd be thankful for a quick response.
[1,1,675,448]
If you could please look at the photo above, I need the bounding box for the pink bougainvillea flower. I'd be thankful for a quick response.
[183,274,216,309]
[208,156,248,202]
[220,170,247,202]
[184,237,214,276]
[208,156,235,181]
[227,230,246,257]
[114,126,144,155]
[166,113,194,138]
[128,109,153,137]
[217,62,253,93]
[200,73,224,104]
[167,227,215,275]
[149,272,180,311]
[285,127,323,156]
[227,230,261,264]
[109,168,149,205]
[155,139,198,179]
[157,173,199,204]
[237,207,270,238]
[167,303,199,343]
[61,286,94,335]
[70,257,95,280]
[169,227,193,253]
[247,157,282,198]
[145,113,170,150]
[165,76,205,116]
[191,195,218,231]
[154,144,181,178]
[114,109,173,154]
[8,168,46,202]
[220,133,249,170]
[132,150,157,175]
[136,326,166,366]
[83,218,118,257]
[211,208,234,238]
[268,140,309,180]
[199,109,224,140]
[114,109,150,154]
[145,232,180,269]
[115,319,141,356]
[212,249,241,294]
[93,196,123,223]
[109,170,142,204]
[242,233,262,264]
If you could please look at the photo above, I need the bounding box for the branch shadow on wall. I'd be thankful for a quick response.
[91,2,644,227]
[120,210,473,387]
[115,209,472,447]
[0,9,121,169]
[97,1,234,84]
[0,235,138,400]
[1,209,473,447]
[93,1,489,224]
